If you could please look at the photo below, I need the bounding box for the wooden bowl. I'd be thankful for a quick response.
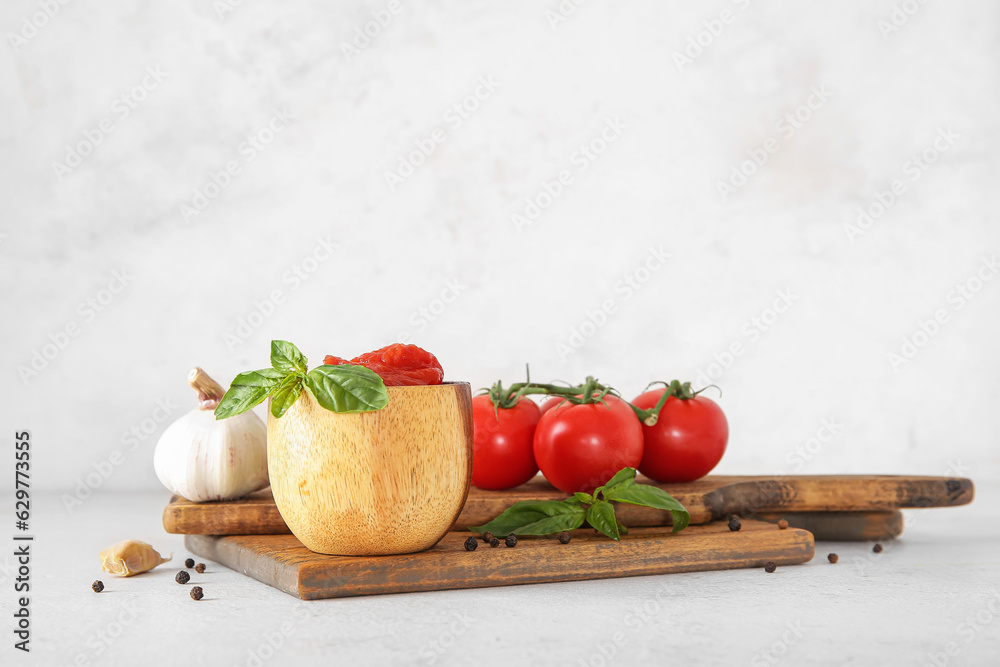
[267,382,473,556]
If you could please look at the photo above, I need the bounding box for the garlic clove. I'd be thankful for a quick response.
[99,540,171,577]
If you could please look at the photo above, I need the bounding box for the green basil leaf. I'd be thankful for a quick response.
[304,364,388,413]
[573,492,594,505]
[271,340,308,374]
[598,467,637,499]
[586,500,620,540]
[512,509,586,535]
[604,484,691,533]
[470,500,580,535]
[269,375,303,418]
[214,369,287,419]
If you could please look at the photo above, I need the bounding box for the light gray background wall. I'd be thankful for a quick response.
[2,1,998,498]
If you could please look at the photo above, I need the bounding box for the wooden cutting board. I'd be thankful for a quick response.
[185,519,815,600]
[164,474,972,540]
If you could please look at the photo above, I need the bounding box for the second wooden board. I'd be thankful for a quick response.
[165,474,972,537]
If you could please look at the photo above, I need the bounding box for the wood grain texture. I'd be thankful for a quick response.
[754,510,905,541]
[266,382,473,556]
[165,475,972,538]
[185,519,815,600]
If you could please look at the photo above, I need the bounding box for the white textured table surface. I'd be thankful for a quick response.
[4,484,998,666]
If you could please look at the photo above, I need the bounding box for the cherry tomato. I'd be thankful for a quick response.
[539,396,567,414]
[471,396,541,490]
[533,395,644,494]
[632,390,728,483]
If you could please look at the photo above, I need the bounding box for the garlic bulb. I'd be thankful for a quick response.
[154,367,269,502]
[100,540,171,576]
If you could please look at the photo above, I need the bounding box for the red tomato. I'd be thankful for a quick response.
[533,395,644,494]
[539,396,567,414]
[632,390,728,483]
[471,396,541,490]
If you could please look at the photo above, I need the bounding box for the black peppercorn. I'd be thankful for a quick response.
[764,561,777,573]
[464,537,478,551]
[828,553,839,564]
[505,534,518,548]
[175,570,190,584]
[190,586,204,601]
[194,563,206,573]
[92,580,104,593]
[483,532,494,544]
[558,532,571,544]
[873,543,883,553]
[184,558,195,568]
[489,538,500,547]
[728,516,741,532]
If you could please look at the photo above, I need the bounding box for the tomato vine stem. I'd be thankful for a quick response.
[481,375,713,427]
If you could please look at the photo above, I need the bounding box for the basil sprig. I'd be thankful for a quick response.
[214,340,389,419]
[470,467,690,541]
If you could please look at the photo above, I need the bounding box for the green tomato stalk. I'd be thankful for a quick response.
[480,373,719,426]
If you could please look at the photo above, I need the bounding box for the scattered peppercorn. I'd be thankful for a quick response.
[190,586,204,601]
[464,537,478,551]
[505,534,518,548]
[175,570,190,584]
[489,538,500,548]
[92,580,104,593]
[828,553,839,564]
[194,563,206,574]
[764,561,777,573]
[483,531,495,544]
[558,532,572,544]
[728,516,741,532]
[777,519,788,530]
[873,543,883,553]
[184,558,195,568]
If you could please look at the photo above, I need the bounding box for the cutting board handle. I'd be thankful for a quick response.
[704,475,974,520]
